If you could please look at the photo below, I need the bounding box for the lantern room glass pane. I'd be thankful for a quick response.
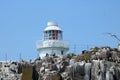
[44,30,62,40]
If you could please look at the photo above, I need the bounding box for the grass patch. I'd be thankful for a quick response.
[22,66,33,80]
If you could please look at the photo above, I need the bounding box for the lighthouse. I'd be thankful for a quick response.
[36,22,69,58]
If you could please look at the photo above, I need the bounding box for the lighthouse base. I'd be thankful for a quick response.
[38,47,68,58]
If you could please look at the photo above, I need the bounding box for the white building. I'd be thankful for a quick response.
[118,43,120,51]
[36,22,69,58]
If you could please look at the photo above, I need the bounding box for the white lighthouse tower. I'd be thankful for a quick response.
[36,22,69,58]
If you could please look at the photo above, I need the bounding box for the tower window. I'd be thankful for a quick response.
[61,50,64,55]
[54,31,58,40]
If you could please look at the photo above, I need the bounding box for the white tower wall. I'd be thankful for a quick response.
[36,22,69,58]
[118,43,120,51]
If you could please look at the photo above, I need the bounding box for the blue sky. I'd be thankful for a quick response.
[0,0,120,60]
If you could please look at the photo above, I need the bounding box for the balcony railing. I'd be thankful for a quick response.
[36,40,69,49]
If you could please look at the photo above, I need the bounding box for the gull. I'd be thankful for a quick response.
[104,33,120,42]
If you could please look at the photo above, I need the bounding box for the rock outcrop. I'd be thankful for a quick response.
[0,46,120,80]
[0,62,22,80]
[33,46,120,80]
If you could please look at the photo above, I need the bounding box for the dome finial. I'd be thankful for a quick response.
[47,22,58,26]
[44,21,61,31]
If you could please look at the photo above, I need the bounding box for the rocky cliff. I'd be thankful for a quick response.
[33,46,120,80]
[0,46,120,80]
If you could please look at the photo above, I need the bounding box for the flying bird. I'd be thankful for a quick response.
[104,33,120,42]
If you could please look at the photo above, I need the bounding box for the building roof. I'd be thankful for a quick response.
[44,22,62,31]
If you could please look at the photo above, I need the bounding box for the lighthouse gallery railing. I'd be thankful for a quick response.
[36,40,69,49]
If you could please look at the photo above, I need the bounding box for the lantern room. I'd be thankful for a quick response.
[43,22,62,40]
